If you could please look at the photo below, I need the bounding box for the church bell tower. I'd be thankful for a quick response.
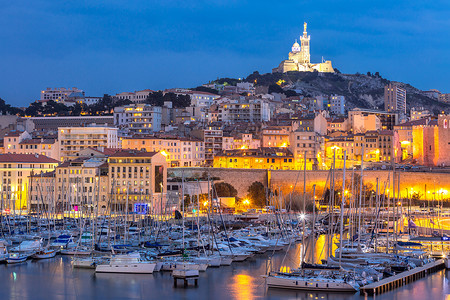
[300,22,310,64]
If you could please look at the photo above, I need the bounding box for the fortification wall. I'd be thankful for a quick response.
[169,168,450,200]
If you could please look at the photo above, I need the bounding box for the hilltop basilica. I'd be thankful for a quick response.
[273,23,334,73]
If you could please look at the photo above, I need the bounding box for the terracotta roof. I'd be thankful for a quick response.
[108,150,159,158]
[20,138,56,145]
[0,154,59,163]
[100,148,122,156]
[189,91,219,96]
[4,131,24,137]
[396,119,429,127]
[136,89,155,93]
[379,130,394,135]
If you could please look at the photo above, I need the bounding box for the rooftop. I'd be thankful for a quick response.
[108,150,159,158]
[0,154,59,163]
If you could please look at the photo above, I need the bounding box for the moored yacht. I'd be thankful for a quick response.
[95,252,156,274]
[264,271,360,292]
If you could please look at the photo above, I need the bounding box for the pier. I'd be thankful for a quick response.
[173,270,200,288]
[360,259,445,295]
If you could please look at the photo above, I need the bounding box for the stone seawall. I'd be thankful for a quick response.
[169,168,450,200]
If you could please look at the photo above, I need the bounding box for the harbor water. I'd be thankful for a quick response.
[0,241,448,300]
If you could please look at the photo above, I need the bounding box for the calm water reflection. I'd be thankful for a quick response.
[0,241,448,300]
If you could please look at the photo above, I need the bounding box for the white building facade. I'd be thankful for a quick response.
[58,126,119,161]
[114,104,162,135]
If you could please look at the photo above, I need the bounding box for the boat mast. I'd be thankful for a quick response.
[339,150,347,266]
[311,185,316,264]
[301,150,307,265]
[182,171,185,252]
[358,144,364,246]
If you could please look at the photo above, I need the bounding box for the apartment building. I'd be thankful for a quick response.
[114,104,162,134]
[0,154,59,211]
[384,83,406,117]
[410,107,432,121]
[40,87,84,103]
[28,171,56,212]
[113,89,154,103]
[53,158,109,214]
[329,95,345,115]
[18,138,59,160]
[261,127,290,147]
[121,136,204,167]
[289,130,325,170]
[218,99,270,123]
[222,133,260,150]
[213,147,295,170]
[191,126,223,167]
[349,108,398,131]
[108,150,167,214]
[3,131,32,153]
[58,126,119,161]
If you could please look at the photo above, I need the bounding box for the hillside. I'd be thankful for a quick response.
[242,71,450,114]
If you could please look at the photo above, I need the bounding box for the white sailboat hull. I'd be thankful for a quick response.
[220,257,233,266]
[265,275,359,292]
[96,262,156,274]
[6,254,28,264]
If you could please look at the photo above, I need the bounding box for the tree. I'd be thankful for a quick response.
[0,98,22,115]
[284,90,298,97]
[24,102,43,116]
[247,181,266,207]
[145,91,191,108]
[268,84,283,94]
[192,86,219,95]
[70,102,87,116]
[213,182,237,198]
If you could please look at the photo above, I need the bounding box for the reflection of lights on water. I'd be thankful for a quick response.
[12,272,17,281]
[232,274,253,300]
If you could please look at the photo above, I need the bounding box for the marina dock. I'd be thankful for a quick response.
[360,259,445,295]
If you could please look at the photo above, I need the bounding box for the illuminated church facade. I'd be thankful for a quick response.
[273,23,334,73]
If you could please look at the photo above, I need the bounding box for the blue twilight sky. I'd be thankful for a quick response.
[1,0,449,106]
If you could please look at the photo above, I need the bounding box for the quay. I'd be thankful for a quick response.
[173,270,200,288]
[360,259,445,295]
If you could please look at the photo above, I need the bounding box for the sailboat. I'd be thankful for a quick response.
[95,252,157,274]
[264,151,360,293]
[32,248,57,259]
[6,252,28,264]
[264,270,360,292]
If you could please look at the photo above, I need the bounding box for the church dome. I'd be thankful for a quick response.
[292,41,300,52]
